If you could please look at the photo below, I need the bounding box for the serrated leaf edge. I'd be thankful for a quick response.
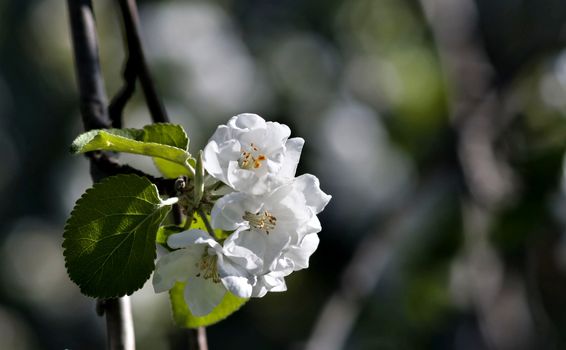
[63,174,164,298]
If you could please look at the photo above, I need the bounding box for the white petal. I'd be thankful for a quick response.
[226,163,263,195]
[203,140,240,181]
[261,228,292,269]
[228,113,266,131]
[208,124,231,144]
[167,229,220,250]
[266,121,291,142]
[270,278,287,292]
[268,256,294,276]
[203,140,223,179]
[223,229,266,270]
[265,182,311,232]
[153,248,201,293]
[220,275,253,298]
[203,124,240,183]
[211,192,262,231]
[293,174,331,214]
[251,274,287,298]
[278,137,304,178]
[286,233,320,270]
[184,276,227,316]
[216,254,255,298]
[261,122,291,154]
[296,214,322,238]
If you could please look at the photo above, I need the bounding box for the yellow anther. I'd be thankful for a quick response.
[195,253,220,283]
[239,143,267,170]
[243,210,277,234]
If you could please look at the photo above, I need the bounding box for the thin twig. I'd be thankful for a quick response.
[188,328,208,350]
[108,55,136,128]
[66,1,136,348]
[116,0,168,123]
[98,298,136,350]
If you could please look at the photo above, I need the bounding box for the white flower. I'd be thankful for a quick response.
[203,113,304,195]
[211,174,331,296]
[152,229,255,316]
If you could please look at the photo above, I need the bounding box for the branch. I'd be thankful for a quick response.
[67,0,111,131]
[116,0,169,124]
[67,1,136,348]
[189,328,208,350]
[97,298,136,350]
[108,55,136,128]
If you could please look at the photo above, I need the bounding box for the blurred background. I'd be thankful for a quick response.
[1,0,566,349]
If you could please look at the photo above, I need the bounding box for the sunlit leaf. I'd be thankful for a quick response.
[70,124,192,172]
[191,213,231,240]
[143,124,192,178]
[169,282,248,328]
[63,174,173,298]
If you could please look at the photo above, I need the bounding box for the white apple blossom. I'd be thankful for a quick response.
[154,115,331,316]
[211,174,331,296]
[203,113,304,195]
[153,229,255,316]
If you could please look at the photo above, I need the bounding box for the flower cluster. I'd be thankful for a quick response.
[153,114,331,316]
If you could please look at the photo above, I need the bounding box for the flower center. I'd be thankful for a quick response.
[243,210,277,234]
[239,143,267,170]
[195,253,220,283]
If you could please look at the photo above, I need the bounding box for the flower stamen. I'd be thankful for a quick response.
[195,253,221,283]
[243,210,277,234]
[239,143,267,170]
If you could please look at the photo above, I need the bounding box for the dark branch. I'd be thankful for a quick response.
[67,1,136,349]
[108,56,137,128]
[97,298,136,350]
[116,0,169,123]
[67,0,111,131]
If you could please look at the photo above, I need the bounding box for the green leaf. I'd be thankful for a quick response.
[63,174,173,298]
[70,124,193,174]
[169,282,248,328]
[154,158,190,178]
[141,123,189,149]
[156,225,184,247]
[190,213,231,240]
[143,124,192,178]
